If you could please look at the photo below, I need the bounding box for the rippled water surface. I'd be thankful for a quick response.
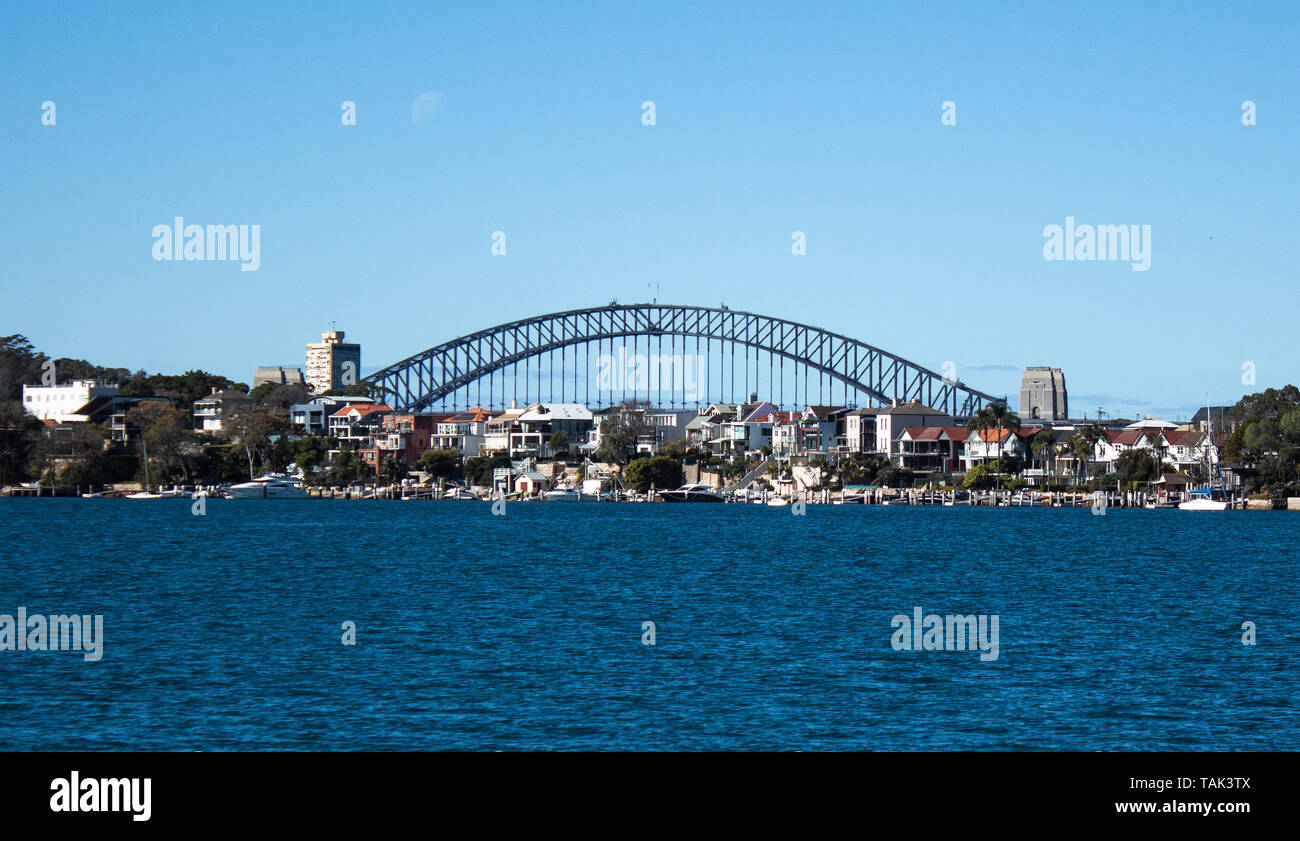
[0,498,1295,750]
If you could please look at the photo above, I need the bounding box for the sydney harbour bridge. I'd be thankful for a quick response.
[363,303,1003,417]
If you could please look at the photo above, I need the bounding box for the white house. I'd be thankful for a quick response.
[22,380,118,423]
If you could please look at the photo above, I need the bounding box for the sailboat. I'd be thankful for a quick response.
[126,432,163,499]
[1179,397,1229,511]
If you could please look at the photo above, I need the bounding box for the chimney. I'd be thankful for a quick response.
[891,397,899,408]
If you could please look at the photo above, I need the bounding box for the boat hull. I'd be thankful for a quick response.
[660,492,724,503]
[1178,499,1228,511]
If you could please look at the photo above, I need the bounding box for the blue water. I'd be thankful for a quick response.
[0,499,1295,750]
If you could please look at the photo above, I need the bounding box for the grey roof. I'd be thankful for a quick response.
[1190,406,1231,423]
[876,400,949,416]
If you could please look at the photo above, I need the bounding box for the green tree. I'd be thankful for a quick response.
[962,463,996,489]
[416,448,460,479]
[971,404,1018,466]
[1115,449,1160,487]
[225,410,288,479]
[593,405,656,465]
[464,451,512,486]
[548,430,569,460]
[624,455,683,492]
[380,455,408,484]
[125,402,193,486]
[1031,430,1057,479]
[253,383,310,416]
[328,448,367,484]
[49,423,109,489]
[1066,433,1092,485]
[1076,423,1108,478]
[292,436,328,472]
[837,453,882,485]
[0,400,43,484]
[1145,432,1167,475]
[0,335,47,401]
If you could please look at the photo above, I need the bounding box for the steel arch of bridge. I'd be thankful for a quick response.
[363,303,1003,416]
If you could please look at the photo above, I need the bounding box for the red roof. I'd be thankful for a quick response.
[330,403,394,418]
[902,426,944,440]
[942,426,968,441]
[1106,429,1144,445]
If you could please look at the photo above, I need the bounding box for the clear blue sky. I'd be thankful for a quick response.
[2,1,1296,421]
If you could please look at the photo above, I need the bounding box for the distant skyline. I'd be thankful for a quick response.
[2,1,1296,423]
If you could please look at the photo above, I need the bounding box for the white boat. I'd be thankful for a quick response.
[125,491,163,500]
[658,483,725,503]
[226,474,309,499]
[1180,396,1230,512]
[543,486,584,501]
[1178,497,1228,511]
[765,497,789,507]
[440,486,478,501]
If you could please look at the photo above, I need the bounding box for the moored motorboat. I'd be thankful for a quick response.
[658,483,724,503]
[226,474,308,499]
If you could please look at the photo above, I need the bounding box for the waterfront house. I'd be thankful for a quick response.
[291,395,375,436]
[483,406,526,455]
[768,411,804,457]
[328,403,393,449]
[710,401,779,457]
[874,400,954,461]
[844,407,881,454]
[430,408,491,456]
[801,406,850,455]
[964,426,1027,465]
[898,425,969,474]
[1096,429,1146,472]
[193,388,253,434]
[588,405,695,456]
[66,394,176,443]
[22,379,119,424]
[369,413,445,473]
[897,426,948,474]
[514,403,594,459]
[684,404,739,450]
[1159,429,1211,475]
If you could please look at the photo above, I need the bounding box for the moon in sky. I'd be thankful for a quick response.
[411,91,446,127]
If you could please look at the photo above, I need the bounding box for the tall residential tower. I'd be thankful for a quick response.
[305,330,361,393]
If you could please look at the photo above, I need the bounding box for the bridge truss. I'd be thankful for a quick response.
[363,303,1003,416]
